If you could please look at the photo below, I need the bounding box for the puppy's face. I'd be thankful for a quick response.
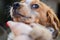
[10,0,48,24]
[10,0,59,31]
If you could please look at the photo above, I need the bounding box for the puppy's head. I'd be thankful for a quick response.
[10,0,60,37]
[10,0,41,24]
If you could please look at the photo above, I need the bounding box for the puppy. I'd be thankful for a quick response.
[9,0,60,39]
[10,0,60,30]
[7,21,53,40]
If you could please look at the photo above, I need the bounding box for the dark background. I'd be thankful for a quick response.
[0,0,21,29]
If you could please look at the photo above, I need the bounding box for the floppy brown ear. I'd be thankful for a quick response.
[47,9,60,31]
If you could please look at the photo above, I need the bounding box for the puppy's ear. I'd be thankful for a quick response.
[47,9,60,31]
[47,9,60,39]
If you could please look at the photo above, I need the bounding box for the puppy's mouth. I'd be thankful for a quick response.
[13,10,31,18]
[12,10,33,24]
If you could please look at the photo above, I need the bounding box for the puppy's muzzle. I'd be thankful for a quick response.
[12,2,31,18]
[12,2,24,17]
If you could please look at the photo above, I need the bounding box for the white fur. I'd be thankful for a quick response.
[14,35,33,40]
[25,0,32,4]
[7,21,53,40]
[30,23,53,40]
[7,21,33,35]
[10,7,13,18]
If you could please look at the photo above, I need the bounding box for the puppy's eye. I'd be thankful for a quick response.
[31,4,39,9]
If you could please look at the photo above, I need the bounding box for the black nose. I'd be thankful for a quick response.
[13,2,20,9]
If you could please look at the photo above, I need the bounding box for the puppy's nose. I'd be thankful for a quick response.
[13,2,20,9]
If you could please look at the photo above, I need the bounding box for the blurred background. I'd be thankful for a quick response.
[0,0,60,40]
